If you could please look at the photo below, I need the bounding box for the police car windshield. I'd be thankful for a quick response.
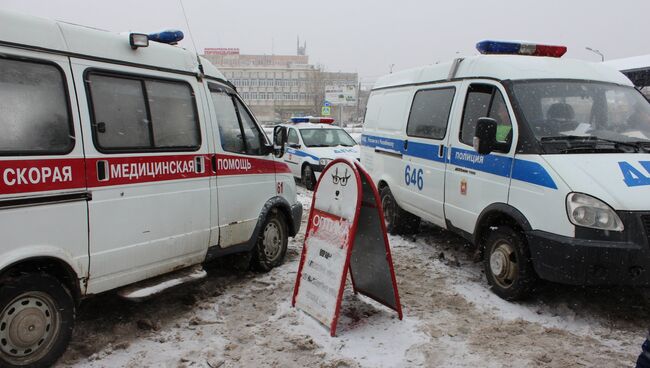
[299,128,357,147]
[512,80,650,152]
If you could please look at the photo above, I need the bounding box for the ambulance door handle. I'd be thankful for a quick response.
[194,156,205,174]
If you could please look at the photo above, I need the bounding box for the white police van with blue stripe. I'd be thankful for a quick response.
[280,117,360,190]
[362,40,650,300]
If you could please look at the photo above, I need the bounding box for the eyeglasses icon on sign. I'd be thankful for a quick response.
[332,167,351,186]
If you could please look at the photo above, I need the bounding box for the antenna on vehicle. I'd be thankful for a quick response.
[179,0,204,77]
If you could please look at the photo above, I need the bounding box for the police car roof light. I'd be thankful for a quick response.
[476,40,567,58]
[148,29,185,44]
[289,116,335,124]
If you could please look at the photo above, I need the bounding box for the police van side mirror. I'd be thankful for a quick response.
[273,126,288,158]
[288,143,301,149]
[473,117,498,155]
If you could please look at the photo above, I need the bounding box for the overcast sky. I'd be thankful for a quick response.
[2,0,648,85]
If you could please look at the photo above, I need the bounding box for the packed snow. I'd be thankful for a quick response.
[56,186,650,368]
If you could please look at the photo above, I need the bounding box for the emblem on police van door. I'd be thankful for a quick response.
[460,178,468,195]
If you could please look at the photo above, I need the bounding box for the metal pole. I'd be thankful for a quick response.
[585,47,604,62]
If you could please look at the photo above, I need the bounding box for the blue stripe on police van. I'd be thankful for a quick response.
[286,148,319,161]
[361,134,557,189]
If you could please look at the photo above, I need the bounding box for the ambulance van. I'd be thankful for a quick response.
[361,40,650,301]
[0,10,301,367]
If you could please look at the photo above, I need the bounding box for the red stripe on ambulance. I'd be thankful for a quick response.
[0,159,86,194]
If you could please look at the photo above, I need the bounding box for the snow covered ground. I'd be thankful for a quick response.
[56,186,650,368]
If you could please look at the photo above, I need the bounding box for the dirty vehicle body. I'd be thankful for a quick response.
[361,41,650,300]
[0,10,301,367]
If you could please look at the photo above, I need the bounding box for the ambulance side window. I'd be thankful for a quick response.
[460,85,512,147]
[0,57,73,155]
[235,99,266,156]
[288,129,300,145]
[211,92,246,154]
[87,72,200,152]
[406,87,455,140]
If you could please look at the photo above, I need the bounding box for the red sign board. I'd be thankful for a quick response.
[292,159,402,336]
[204,48,240,55]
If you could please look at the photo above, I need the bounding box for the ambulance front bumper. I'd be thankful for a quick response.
[527,228,650,286]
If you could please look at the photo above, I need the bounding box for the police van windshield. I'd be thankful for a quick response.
[511,80,650,153]
[299,128,357,147]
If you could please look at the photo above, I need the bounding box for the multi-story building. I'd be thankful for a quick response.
[202,41,361,124]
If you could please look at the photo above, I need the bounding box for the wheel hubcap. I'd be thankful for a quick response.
[0,292,59,362]
[263,220,284,261]
[489,242,518,289]
[382,196,394,227]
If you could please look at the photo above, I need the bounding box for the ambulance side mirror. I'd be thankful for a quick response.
[273,126,288,158]
[473,117,498,155]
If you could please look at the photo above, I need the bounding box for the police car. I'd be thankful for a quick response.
[280,117,360,190]
[362,40,650,300]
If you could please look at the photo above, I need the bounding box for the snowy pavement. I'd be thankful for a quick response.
[56,186,650,368]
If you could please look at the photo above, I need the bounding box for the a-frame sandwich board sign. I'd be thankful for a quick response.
[292,158,402,336]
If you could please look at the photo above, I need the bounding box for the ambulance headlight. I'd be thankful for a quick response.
[566,193,624,231]
[319,158,332,166]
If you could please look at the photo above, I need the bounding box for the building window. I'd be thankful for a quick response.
[300,92,306,100]
[283,92,290,100]
[251,92,258,100]
[243,92,250,99]
[292,92,298,100]
[275,80,282,87]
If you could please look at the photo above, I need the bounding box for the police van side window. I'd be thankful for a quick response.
[460,85,512,146]
[0,58,73,155]
[87,73,200,152]
[406,87,455,140]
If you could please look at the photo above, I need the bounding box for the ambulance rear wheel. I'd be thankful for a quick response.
[302,165,316,191]
[380,186,420,235]
[0,273,74,368]
[483,226,537,301]
[252,210,288,272]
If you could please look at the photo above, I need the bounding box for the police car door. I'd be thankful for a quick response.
[208,84,276,248]
[285,127,302,177]
[401,85,457,227]
[444,81,515,234]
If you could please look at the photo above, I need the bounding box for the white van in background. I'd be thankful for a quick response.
[0,10,301,367]
[362,40,650,301]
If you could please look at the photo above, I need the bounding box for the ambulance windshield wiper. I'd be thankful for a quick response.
[540,135,641,153]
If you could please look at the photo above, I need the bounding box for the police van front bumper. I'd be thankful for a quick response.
[527,214,650,286]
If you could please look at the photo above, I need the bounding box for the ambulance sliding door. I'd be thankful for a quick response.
[72,60,212,294]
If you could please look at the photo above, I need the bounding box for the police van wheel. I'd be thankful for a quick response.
[251,210,288,272]
[483,226,536,301]
[302,165,316,191]
[380,186,420,235]
[0,273,74,368]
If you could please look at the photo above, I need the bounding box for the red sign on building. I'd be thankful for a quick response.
[204,48,240,55]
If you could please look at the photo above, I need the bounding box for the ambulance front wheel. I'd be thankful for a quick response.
[251,210,288,272]
[380,186,420,235]
[0,273,75,368]
[302,165,316,191]
[483,226,537,301]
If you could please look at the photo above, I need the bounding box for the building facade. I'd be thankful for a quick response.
[202,44,361,124]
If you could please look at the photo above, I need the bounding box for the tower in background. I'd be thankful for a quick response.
[297,36,307,56]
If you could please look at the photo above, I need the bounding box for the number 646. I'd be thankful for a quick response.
[404,165,423,190]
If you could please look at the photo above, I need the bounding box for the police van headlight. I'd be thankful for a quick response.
[319,158,332,166]
[566,193,624,231]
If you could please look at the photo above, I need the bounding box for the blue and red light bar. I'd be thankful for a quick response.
[476,40,567,58]
[290,116,335,124]
[148,29,185,44]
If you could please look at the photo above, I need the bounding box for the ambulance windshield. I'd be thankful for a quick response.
[299,128,357,147]
[512,80,650,152]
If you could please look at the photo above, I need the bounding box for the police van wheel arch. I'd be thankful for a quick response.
[379,186,420,235]
[301,164,316,191]
[0,273,74,368]
[483,226,537,301]
[251,209,288,272]
[473,204,533,248]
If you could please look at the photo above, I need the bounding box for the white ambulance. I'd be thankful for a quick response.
[361,40,650,301]
[278,117,360,190]
[0,10,301,367]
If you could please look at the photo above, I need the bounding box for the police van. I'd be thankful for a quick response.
[278,117,360,190]
[361,40,650,301]
[0,10,301,367]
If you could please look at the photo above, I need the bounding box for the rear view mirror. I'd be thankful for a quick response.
[473,117,498,155]
[273,126,288,158]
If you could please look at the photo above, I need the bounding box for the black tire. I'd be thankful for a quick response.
[0,273,75,368]
[302,165,316,191]
[483,226,537,301]
[251,210,289,272]
[380,186,420,235]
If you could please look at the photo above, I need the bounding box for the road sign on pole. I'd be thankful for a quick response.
[321,106,331,116]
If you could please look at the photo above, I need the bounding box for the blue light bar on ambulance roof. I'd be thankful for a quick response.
[148,29,184,44]
[476,40,567,58]
[290,116,335,124]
